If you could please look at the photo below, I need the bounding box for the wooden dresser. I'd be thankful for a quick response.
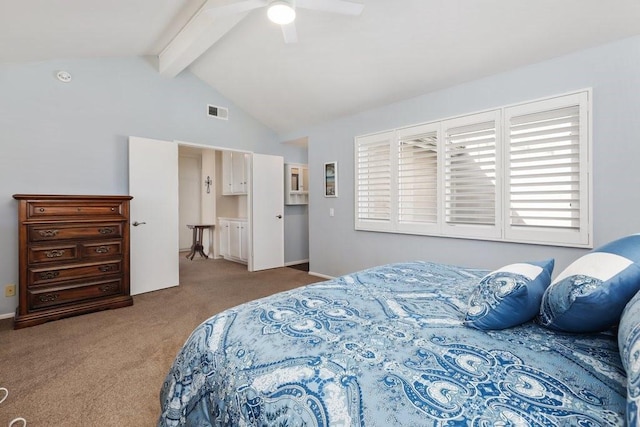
[13,194,134,329]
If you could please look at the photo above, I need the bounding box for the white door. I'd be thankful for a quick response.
[239,221,248,261]
[219,219,230,258]
[128,136,179,295]
[250,154,284,271]
[229,221,242,260]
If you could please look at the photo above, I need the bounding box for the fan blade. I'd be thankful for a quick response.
[295,0,364,15]
[203,0,267,19]
[281,22,298,43]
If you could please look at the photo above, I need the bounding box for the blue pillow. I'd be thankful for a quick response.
[619,290,640,425]
[464,259,554,330]
[538,234,640,332]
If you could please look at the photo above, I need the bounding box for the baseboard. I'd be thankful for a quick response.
[285,259,309,267]
[0,312,15,320]
[308,271,334,280]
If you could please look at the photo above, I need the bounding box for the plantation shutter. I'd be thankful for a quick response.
[397,124,439,233]
[505,92,589,245]
[442,111,501,238]
[353,90,590,247]
[355,131,394,231]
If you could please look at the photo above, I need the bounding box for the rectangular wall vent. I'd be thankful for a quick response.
[207,104,229,120]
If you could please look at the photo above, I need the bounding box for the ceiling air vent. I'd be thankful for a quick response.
[207,104,229,120]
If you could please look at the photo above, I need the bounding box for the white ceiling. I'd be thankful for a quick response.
[2,0,640,134]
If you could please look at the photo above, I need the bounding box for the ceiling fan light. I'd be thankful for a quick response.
[267,1,296,25]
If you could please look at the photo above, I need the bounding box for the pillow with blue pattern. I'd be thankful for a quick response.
[619,290,640,425]
[464,259,554,330]
[538,234,640,332]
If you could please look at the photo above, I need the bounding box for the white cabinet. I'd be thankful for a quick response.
[285,163,308,205]
[222,151,249,195]
[232,152,249,194]
[219,217,248,263]
[219,219,230,258]
[229,220,248,261]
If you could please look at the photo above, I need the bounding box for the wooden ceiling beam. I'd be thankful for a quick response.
[158,0,265,77]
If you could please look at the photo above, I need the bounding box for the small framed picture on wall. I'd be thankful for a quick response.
[324,161,338,197]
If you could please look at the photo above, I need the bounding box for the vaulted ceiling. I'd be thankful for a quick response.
[2,0,640,134]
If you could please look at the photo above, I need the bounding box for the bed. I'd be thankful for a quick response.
[158,235,640,426]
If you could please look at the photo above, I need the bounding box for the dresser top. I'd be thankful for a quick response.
[13,194,133,200]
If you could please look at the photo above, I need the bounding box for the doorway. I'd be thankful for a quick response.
[178,145,219,258]
[129,136,285,295]
[177,145,254,265]
[178,148,203,251]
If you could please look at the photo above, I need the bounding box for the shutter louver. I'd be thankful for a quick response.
[444,120,497,226]
[356,133,392,227]
[398,131,438,225]
[508,106,581,230]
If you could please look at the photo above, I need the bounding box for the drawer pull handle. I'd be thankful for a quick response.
[39,271,60,280]
[45,249,65,258]
[38,293,59,303]
[95,246,110,254]
[99,284,116,293]
[38,229,59,238]
[98,265,115,272]
[99,227,115,235]
[39,208,45,212]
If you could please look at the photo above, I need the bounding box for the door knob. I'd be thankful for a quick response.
[276,215,282,219]
[132,221,147,226]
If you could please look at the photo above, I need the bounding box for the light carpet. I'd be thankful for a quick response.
[0,256,320,426]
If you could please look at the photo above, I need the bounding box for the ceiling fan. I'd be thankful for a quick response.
[159,0,364,77]
[206,0,365,44]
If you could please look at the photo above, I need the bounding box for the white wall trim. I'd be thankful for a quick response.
[0,312,14,320]
[284,259,309,266]
[308,271,334,280]
[175,140,252,155]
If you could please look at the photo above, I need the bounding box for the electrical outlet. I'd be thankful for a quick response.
[5,284,16,297]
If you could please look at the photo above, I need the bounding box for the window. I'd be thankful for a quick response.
[504,92,589,245]
[355,131,393,232]
[397,123,439,234]
[442,111,501,239]
[354,90,591,247]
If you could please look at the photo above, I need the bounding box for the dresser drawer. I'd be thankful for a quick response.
[29,223,123,242]
[29,260,122,285]
[27,278,122,309]
[81,241,122,259]
[26,200,125,220]
[28,244,78,264]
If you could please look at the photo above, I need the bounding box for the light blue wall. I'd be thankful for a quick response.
[284,204,309,264]
[0,56,306,316]
[278,149,310,265]
[290,35,640,278]
[4,34,639,315]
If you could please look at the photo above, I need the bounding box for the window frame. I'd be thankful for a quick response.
[354,130,395,233]
[353,89,592,248]
[396,122,441,235]
[441,110,502,240]
[503,92,591,246]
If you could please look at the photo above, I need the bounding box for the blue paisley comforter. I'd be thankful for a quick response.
[158,261,626,426]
